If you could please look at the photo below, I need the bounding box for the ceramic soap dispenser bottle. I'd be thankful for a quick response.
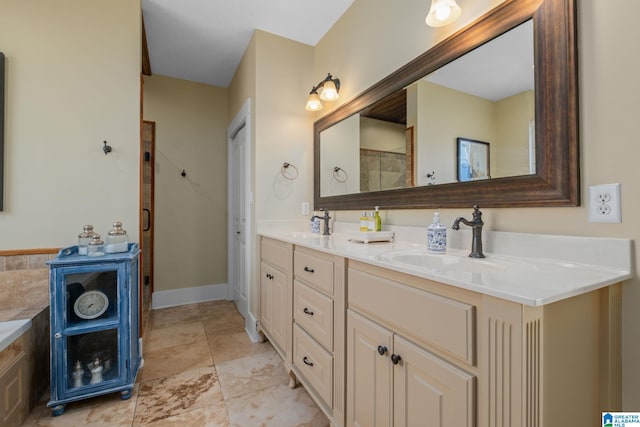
[427,212,447,253]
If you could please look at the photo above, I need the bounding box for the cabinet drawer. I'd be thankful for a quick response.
[294,250,334,295]
[349,267,475,365]
[294,280,334,351]
[261,237,292,271]
[294,324,333,407]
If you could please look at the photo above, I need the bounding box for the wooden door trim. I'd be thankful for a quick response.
[141,120,156,293]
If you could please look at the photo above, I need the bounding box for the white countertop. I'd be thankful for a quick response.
[258,221,633,307]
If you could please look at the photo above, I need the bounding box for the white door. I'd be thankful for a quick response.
[230,125,248,319]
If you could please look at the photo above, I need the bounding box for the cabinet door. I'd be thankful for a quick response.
[260,262,288,353]
[270,266,288,352]
[393,335,475,427]
[260,263,274,338]
[346,310,392,427]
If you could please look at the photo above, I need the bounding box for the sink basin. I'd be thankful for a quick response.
[376,251,507,274]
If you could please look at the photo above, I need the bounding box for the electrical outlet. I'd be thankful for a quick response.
[301,202,310,215]
[589,183,621,223]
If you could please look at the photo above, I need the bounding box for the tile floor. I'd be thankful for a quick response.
[21,300,329,426]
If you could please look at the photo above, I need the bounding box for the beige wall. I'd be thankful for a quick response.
[320,113,360,196]
[229,30,314,318]
[414,82,531,184]
[143,75,228,292]
[311,0,640,408]
[416,81,495,185]
[360,117,405,153]
[254,31,315,222]
[229,34,257,126]
[0,0,141,249]
[493,90,534,178]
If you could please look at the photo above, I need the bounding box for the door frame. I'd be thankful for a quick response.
[227,98,256,338]
[140,120,155,331]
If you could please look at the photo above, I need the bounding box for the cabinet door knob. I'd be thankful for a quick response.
[377,345,387,356]
[303,307,314,316]
[303,266,315,273]
[303,356,314,367]
[391,354,402,365]
[54,332,62,339]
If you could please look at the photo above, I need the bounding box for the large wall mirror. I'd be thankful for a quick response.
[314,0,578,210]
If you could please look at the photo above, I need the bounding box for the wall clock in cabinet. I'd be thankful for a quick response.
[46,244,141,416]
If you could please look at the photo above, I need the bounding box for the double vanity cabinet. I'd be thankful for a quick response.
[258,232,627,427]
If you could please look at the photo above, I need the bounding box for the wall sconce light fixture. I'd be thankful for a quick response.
[426,0,461,27]
[305,73,340,111]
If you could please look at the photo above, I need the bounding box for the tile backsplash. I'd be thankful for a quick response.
[0,250,57,310]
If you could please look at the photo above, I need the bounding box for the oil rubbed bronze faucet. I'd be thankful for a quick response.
[311,210,332,236]
[452,205,485,258]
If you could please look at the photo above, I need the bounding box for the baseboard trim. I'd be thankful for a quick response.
[152,283,229,309]
[245,311,260,342]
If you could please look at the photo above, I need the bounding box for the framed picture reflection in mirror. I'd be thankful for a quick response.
[457,137,490,182]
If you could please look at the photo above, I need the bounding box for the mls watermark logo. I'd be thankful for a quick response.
[604,412,640,426]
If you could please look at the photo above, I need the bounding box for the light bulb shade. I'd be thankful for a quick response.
[305,92,323,111]
[320,80,339,101]
[426,0,461,27]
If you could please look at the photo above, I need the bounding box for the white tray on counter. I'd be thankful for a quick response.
[348,231,394,243]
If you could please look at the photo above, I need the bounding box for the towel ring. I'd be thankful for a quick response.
[333,166,348,183]
[281,162,299,180]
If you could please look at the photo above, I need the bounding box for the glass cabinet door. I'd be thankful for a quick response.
[65,328,121,391]
[64,269,119,326]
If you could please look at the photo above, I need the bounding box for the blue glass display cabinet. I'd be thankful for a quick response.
[47,244,141,416]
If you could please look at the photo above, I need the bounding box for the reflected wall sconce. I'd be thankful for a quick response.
[426,0,461,27]
[305,73,340,111]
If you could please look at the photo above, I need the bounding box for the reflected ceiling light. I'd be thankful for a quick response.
[305,73,340,111]
[426,0,462,27]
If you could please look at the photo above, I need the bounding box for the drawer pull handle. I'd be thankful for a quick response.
[303,307,314,316]
[377,345,387,356]
[303,356,314,367]
[303,266,315,273]
[391,354,402,365]
[265,273,272,280]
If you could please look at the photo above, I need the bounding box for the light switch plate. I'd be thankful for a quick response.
[589,183,621,223]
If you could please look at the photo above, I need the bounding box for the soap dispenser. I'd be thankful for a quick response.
[360,212,369,232]
[368,211,375,231]
[427,212,447,253]
[374,206,382,232]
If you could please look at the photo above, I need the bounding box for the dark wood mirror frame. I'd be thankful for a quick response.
[314,0,578,210]
[0,52,5,211]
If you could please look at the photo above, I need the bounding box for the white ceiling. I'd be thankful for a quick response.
[426,20,534,101]
[141,0,355,88]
